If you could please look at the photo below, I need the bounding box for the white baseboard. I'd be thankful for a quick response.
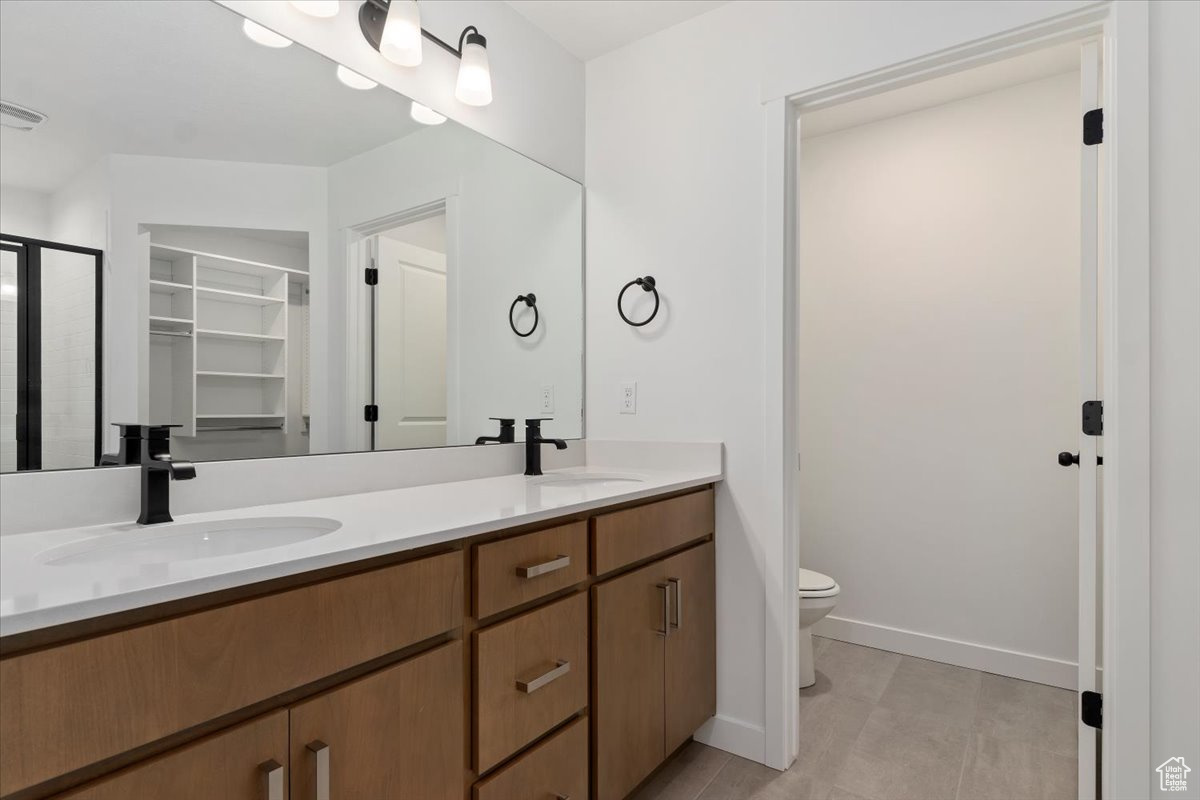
[813,615,1078,690]
[693,714,767,765]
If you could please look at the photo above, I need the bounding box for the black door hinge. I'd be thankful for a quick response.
[363,404,379,422]
[1082,400,1103,436]
[364,266,379,286]
[1081,690,1102,729]
[1083,108,1103,145]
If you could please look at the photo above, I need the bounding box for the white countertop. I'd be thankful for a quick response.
[0,463,721,637]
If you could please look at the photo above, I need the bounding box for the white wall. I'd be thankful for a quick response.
[1148,1,1200,796]
[328,124,584,447]
[0,185,51,239]
[217,0,585,182]
[798,71,1081,687]
[583,0,1198,767]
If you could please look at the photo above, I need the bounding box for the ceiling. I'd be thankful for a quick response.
[0,0,424,193]
[505,0,728,61]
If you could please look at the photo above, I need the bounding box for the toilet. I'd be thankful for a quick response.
[798,568,840,688]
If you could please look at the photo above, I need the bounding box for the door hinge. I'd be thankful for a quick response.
[363,404,378,422]
[364,266,378,286]
[1083,108,1103,145]
[1082,400,1103,436]
[1081,690,1102,729]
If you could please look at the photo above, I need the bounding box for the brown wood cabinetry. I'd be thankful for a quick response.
[53,711,288,800]
[472,716,588,800]
[474,592,589,772]
[592,541,717,800]
[2,485,715,800]
[289,641,462,800]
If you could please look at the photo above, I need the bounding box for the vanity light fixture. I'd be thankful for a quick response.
[336,65,378,90]
[288,0,340,17]
[410,101,447,125]
[357,1,493,107]
[242,19,293,48]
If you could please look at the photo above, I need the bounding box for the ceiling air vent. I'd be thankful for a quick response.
[0,100,47,132]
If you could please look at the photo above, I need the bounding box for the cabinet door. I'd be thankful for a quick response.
[289,641,462,800]
[592,561,667,800]
[55,711,288,800]
[664,541,717,753]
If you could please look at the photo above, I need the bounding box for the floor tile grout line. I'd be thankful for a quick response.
[690,754,729,800]
[951,728,973,800]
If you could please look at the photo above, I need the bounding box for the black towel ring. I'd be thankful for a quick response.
[617,276,659,327]
[509,293,538,337]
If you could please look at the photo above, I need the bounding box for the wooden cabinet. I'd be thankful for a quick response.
[591,488,714,576]
[54,712,288,800]
[474,592,588,772]
[592,541,716,800]
[473,521,588,618]
[473,717,588,800]
[289,641,462,800]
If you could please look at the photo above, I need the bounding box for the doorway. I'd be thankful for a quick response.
[793,40,1102,799]
[0,234,103,472]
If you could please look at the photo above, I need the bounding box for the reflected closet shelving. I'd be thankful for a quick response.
[147,242,306,436]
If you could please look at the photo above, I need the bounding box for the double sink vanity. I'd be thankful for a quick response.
[0,446,722,800]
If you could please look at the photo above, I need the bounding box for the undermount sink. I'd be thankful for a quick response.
[36,517,342,567]
[531,473,645,488]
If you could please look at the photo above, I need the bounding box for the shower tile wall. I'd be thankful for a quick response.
[40,250,95,470]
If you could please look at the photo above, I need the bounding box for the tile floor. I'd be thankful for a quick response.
[633,637,1077,800]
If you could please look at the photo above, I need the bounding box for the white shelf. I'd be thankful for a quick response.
[196,286,284,306]
[196,328,284,343]
[150,279,192,294]
[152,243,307,276]
[149,315,193,331]
[196,413,285,420]
[197,371,284,379]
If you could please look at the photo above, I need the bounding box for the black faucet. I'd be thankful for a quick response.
[475,417,516,445]
[103,424,196,525]
[524,418,567,476]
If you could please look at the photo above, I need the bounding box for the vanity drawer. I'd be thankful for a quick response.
[473,521,588,618]
[591,488,714,575]
[0,551,462,797]
[473,716,588,800]
[474,592,588,773]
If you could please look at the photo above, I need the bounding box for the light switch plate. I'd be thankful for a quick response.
[540,384,555,414]
[620,382,637,414]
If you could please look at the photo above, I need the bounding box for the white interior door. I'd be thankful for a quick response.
[1076,39,1102,800]
[374,236,447,449]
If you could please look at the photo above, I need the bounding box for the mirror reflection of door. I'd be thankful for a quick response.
[372,214,448,450]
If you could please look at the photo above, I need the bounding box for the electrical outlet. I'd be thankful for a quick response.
[620,382,637,414]
[540,384,555,414]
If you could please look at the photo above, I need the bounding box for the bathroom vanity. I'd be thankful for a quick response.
[0,471,717,800]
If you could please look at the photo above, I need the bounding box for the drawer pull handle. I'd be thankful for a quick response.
[307,740,330,800]
[516,659,571,693]
[516,554,571,579]
[656,582,671,638]
[668,577,683,630]
[259,759,284,800]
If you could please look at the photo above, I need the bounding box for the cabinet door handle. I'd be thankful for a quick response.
[307,740,330,800]
[668,577,682,630]
[259,759,284,800]
[516,659,571,693]
[656,582,671,638]
[516,554,570,578]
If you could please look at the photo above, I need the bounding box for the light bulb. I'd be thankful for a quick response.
[380,0,422,67]
[242,19,293,48]
[455,31,492,107]
[288,0,339,17]
[410,102,447,125]
[336,65,377,90]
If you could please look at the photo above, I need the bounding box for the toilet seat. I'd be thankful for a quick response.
[798,567,839,598]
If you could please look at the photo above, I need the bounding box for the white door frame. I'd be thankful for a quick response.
[762,4,1150,798]
[343,197,461,450]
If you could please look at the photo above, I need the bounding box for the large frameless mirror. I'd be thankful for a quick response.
[0,0,583,472]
